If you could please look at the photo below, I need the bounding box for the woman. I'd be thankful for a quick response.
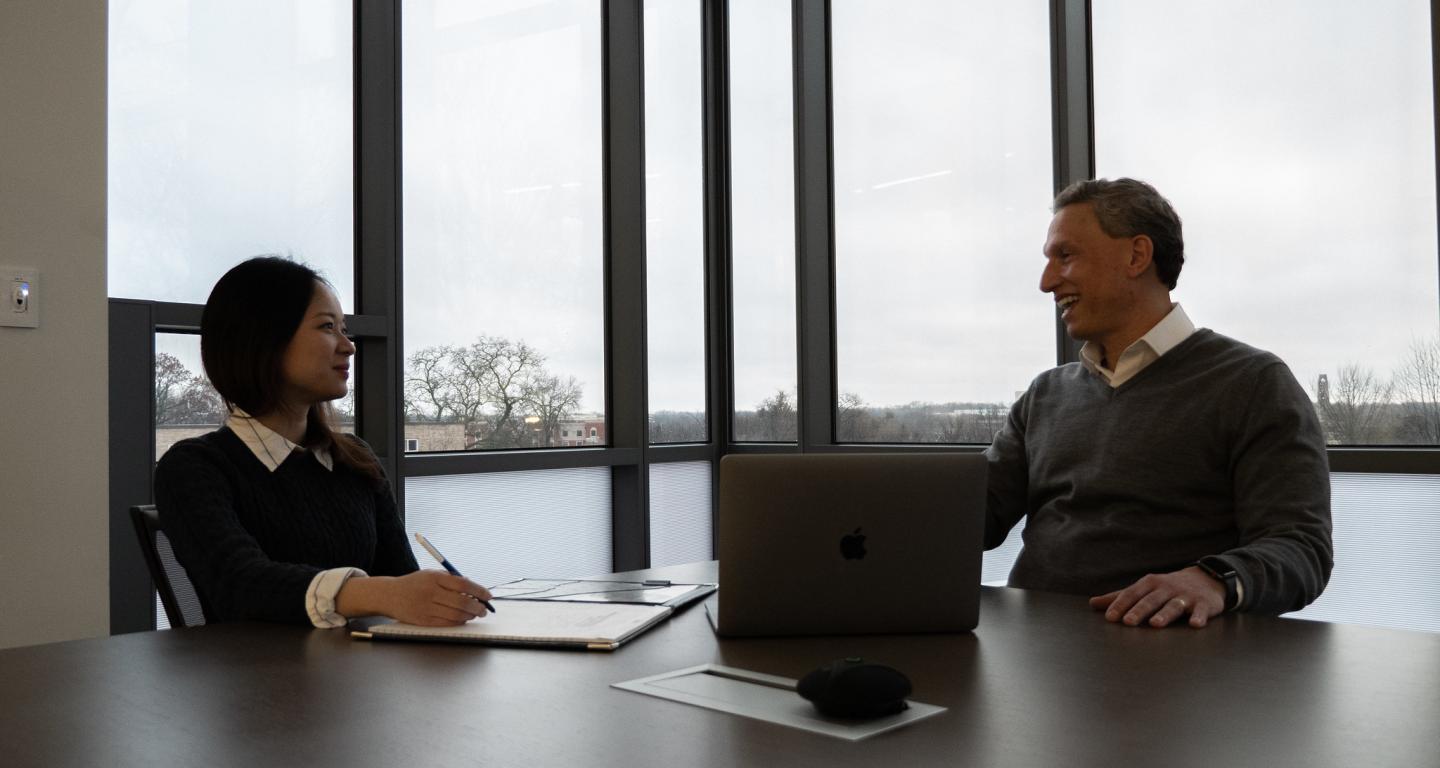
[155,256,491,627]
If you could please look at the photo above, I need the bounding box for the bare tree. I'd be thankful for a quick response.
[525,374,583,448]
[171,381,226,425]
[154,353,225,425]
[649,410,707,443]
[470,338,545,448]
[934,413,971,443]
[837,392,872,441]
[445,341,509,447]
[1393,337,1440,443]
[404,345,457,422]
[752,390,798,442]
[405,337,568,449]
[1314,364,1392,445]
[154,353,193,425]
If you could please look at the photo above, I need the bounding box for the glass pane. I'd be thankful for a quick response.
[1286,474,1440,633]
[981,517,1025,587]
[155,333,224,460]
[729,0,798,442]
[404,468,612,586]
[645,0,708,445]
[402,0,605,452]
[155,332,357,461]
[108,0,354,307]
[831,0,1054,443]
[1093,0,1438,446]
[649,461,712,567]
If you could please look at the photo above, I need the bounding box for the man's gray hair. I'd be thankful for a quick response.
[1053,178,1184,290]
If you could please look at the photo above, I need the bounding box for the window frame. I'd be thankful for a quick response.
[107,0,1440,635]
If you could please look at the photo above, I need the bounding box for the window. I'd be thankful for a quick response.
[109,0,1440,640]
[108,0,354,307]
[650,462,712,567]
[830,0,1054,443]
[729,0,799,442]
[154,332,357,461]
[401,0,605,452]
[404,468,612,584]
[1093,0,1438,446]
[154,334,224,461]
[645,0,708,445]
[1285,473,1440,633]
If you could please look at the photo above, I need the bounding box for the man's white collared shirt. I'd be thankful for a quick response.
[1079,303,1197,388]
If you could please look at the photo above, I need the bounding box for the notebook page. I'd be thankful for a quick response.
[367,600,671,646]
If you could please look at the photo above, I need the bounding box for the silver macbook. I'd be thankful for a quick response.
[710,453,986,637]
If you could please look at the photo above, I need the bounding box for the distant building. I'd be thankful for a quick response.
[156,424,220,459]
[556,413,605,447]
[404,422,467,452]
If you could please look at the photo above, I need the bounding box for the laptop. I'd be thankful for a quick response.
[709,452,986,637]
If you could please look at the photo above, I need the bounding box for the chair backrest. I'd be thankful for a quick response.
[128,505,207,629]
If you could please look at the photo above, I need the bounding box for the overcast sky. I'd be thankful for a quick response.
[114,0,1437,416]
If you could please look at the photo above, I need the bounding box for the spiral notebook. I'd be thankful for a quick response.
[351,600,672,651]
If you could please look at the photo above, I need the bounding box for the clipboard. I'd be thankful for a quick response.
[488,578,717,609]
[351,600,672,651]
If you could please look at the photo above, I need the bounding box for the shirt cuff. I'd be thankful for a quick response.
[306,567,368,628]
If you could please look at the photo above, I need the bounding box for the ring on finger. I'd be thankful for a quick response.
[1172,597,1188,610]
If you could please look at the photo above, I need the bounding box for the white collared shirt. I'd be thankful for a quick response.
[226,410,363,629]
[226,409,334,471]
[1079,303,1197,388]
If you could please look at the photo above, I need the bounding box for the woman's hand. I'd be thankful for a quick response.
[337,570,493,626]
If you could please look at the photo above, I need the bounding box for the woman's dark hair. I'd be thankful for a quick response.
[201,256,383,486]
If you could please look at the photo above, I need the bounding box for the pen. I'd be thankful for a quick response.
[414,532,497,614]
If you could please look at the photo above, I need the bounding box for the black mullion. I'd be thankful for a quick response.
[1050,0,1093,367]
[404,448,643,477]
[604,0,650,572]
[1432,0,1440,332]
[649,444,715,464]
[109,300,159,634]
[703,0,733,556]
[793,0,837,451]
[354,0,405,494]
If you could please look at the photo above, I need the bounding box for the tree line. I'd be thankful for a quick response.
[404,337,583,449]
[153,352,349,426]
[649,390,1010,444]
[1312,337,1440,445]
[161,334,1440,448]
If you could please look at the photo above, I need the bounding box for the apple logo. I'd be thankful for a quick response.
[840,527,867,560]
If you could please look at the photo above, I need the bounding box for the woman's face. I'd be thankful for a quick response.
[278,283,355,409]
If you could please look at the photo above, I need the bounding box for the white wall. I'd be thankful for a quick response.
[0,0,109,649]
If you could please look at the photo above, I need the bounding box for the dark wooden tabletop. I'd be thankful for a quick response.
[3,561,1437,768]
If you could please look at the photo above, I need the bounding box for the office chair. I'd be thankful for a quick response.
[128,505,207,629]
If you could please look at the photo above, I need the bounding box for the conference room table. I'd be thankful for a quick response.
[3,561,1437,768]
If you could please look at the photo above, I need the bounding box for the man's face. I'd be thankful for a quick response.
[1040,203,1143,345]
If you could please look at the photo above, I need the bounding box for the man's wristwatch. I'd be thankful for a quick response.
[1195,557,1242,613]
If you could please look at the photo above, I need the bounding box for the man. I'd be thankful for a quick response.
[985,178,1332,629]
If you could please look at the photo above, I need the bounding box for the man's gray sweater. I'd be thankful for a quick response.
[984,329,1333,614]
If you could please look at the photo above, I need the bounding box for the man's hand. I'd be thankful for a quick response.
[1088,566,1226,628]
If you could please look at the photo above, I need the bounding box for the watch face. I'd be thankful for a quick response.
[1199,557,1234,579]
[1196,558,1240,611]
